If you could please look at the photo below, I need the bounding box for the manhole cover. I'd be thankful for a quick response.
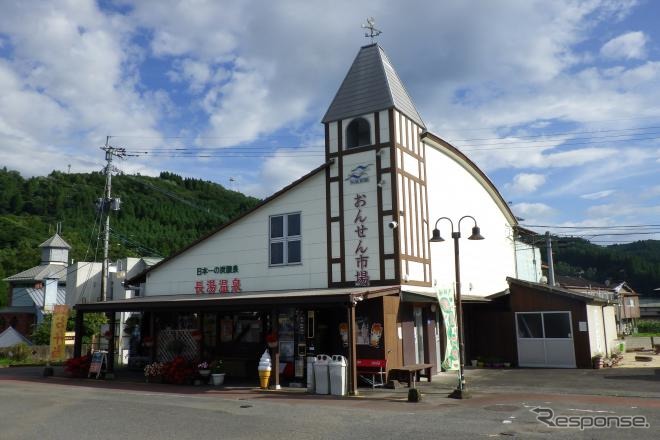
[483,405,519,412]
[240,404,252,408]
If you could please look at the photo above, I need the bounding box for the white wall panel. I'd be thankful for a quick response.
[331,222,341,259]
[145,172,328,295]
[379,110,389,143]
[407,261,425,282]
[379,146,390,169]
[329,122,338,153]
[385,259,395,280]
[382,215,394,254]
[402,151,419,178]
[425,144,516,297]
[330,161,338,178]
[332,263,342,284]
[330,181,339,217]
[380,174,392,211]
[394,110,400,144]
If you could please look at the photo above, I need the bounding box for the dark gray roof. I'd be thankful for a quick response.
[39,233,71,249]
[0,326,32,348]
[3,263,68,282]
[506,277,613,303]
[322,44,425,127]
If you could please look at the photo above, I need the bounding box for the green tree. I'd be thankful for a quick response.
[31,312,108,345]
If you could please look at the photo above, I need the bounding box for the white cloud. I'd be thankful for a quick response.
[0,0,164,175]
[239,144,324,198]
[601,31,648,60]
[581,189,615,200]
[504,173,547,194]
[511,202,556,220]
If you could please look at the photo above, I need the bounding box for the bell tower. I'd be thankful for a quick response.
[322,43,431,288]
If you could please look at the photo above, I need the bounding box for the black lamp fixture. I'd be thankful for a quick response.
[429,215,485,399]
[468,225,484,241]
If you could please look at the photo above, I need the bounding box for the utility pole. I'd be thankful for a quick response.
[100,137,125,301]
[545,231,556,286]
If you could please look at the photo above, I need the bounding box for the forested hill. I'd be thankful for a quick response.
[0,167,260,306]
[550,238,660,295]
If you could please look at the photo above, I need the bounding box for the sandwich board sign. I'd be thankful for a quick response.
[88,351,107,379]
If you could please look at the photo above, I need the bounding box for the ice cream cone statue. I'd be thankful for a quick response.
[258,349,272,389]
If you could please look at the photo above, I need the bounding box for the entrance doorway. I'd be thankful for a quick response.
[413,307,425,363]
[516,311,576,368]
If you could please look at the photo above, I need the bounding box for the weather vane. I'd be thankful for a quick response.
[362,17,382,43]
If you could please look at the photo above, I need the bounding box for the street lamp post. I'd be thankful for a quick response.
[430,215,484,399]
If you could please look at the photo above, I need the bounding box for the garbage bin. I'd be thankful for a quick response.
[306,355,316,393]
[329,355,347,396]
[314,354,330,394]
[617,339,626,354]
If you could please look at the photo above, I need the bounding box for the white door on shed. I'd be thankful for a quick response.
[516,311,576,368]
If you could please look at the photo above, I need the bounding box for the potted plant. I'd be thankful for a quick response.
[210,360,225,386]
[197,361,211,377]
[144,362,164,383]
[592,353,604,369]
[162,356,194,385]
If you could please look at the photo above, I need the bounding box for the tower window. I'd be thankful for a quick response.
[345,118,371,149]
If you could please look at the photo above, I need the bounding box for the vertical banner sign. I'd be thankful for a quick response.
[49,305,69,362]
[353,193,370,286]
[435,287,459,371]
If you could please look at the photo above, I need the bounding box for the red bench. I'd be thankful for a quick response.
[356,359,387,388]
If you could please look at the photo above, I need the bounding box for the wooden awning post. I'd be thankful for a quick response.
[106,312,116,379]
[273,308,280,389]
[149,312,155,361]
[73,311,84,358]
[348,302,358,396]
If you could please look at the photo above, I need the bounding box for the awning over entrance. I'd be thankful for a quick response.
[400,286,494,304]
[74,286,402,313]
[400,287,437,304]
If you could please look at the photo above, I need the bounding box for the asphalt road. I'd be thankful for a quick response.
[1,374,659,439]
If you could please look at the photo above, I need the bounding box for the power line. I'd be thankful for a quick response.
[449,124,660,142]
[521,224,660,229]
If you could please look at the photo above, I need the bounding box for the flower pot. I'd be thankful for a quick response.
[210,373,225,386]
[592,356,604,369]
[470,360,477,367]
[198,369,211,377]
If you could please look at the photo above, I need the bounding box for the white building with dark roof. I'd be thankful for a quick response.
[75,43,540,390]
[1,233,70,337]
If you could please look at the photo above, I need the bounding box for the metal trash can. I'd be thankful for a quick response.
[306,355,316,393]
[329,355,348,396]
[314,354,330,394]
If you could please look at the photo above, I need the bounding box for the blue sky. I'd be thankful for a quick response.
[0,0,659,242]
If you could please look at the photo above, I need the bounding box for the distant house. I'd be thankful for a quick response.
[556,276,640,335]
[0,326,32,348]
[0,233,70,337]
[639,297,660,321]
[65,256,161,363]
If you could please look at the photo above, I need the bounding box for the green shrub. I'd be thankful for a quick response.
[637,320,660,334]
[1,343,31,362]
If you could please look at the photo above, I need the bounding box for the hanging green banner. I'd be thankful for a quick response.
[436,286,459,371]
